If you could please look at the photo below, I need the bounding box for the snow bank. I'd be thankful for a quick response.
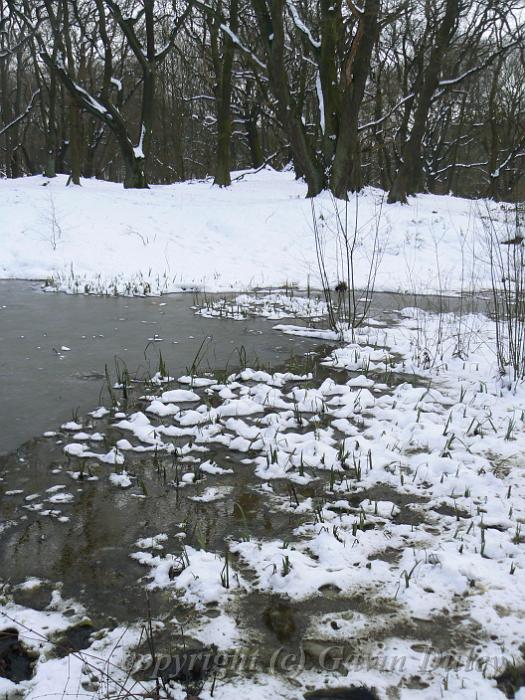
[0,168,498,295]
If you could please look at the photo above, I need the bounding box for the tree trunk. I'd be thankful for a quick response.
[247,120,263,169]
[68,99,82,185]
[123,150,148,189]
[318,0,340,170]
[43,69,58,178]
[213,0,239,186]
[215,107,232,186]
[253,0,325,197]
[10,48,24,178]
[485,58,503,200]
[62,0,81,185]
[0,47,12,177]
[388,0,460,203]
[330,0,380,199]
[374,64,392,191]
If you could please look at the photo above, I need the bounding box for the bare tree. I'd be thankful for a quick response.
[2,0,525,205]
[38,0,192,188]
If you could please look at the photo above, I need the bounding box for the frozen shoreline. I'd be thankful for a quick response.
[1,293,524,699]
[0,168,503,297]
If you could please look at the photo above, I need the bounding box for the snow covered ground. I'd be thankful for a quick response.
[1,168,523,699]
[0,169,504,296]
[1,293,525,699]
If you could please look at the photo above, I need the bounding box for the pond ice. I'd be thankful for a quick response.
[2,296,525,699]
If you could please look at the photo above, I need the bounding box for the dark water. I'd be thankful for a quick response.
[0,281,328,455]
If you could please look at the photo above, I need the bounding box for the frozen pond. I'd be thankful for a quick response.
[0,281,488,455]
[2,283,514,700]
[0,281,329,455]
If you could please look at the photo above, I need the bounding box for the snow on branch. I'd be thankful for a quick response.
[439,67,480,87]
[346,0,364,18]
[491,150,525,179]
[111,77,123,92]
[220,23,267,69]
[315,72,325,135]
[41,50,115,123]
[71,81,113,119]
[431,160,488,176]
[285,0,321,50]
[183,94,215,101]
[358,93,414,131]
[439,39,522,89]
[134,124,146,160]
[0,90,40,137]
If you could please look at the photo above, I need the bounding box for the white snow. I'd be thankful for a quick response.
[109,470,132,488]
[5,299,525,700]
[0,589,146,700]
[0,168,502,296]
[64,442,125,464]
[89,406,110,418]
[160,388,200,403]
[78,299,524,699]
[3,166,525,700]
[134,533,168,549]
